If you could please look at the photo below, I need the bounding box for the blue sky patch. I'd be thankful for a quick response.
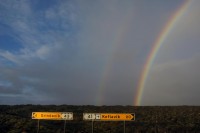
[0,35,22,52]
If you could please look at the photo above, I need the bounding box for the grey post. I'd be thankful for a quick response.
[64,120,66,133]
[124,121,126,133]
[37,120,40,133]
[92,120,94,133]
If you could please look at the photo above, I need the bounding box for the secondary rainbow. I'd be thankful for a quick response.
[96,9,134,105]
[134,0,191,106]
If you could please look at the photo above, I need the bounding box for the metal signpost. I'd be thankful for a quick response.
[83,113,135,133]
[32,112,135,132]
[32,112,73,133]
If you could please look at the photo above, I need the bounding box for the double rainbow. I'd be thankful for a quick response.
[95,0,191,106]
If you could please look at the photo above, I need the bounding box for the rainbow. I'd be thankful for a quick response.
[134,0,191,106]
[96,9,134,105]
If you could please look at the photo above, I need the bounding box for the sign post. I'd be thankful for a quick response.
[64,120,66,133]
[83,113,135,121]
[37,120,40,133]
[92,120,94,133]
[32,112,73,120]
[32,112,73,133]
[124,121,126,133]
[83,113,135,133]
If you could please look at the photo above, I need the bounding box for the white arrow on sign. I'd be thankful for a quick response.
[61,112,73,120]
[95,114,100,120]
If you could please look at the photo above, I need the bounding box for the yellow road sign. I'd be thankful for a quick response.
[101,113,134,121]
[32,112,73,120]
[83,113,135,121]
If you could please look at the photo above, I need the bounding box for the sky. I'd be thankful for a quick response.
[0,0,200,105]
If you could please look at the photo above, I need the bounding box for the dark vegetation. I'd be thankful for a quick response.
[0,105,200,133]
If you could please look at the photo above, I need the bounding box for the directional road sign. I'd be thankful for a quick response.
[83,113,135,121]
[32,112,73,120]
